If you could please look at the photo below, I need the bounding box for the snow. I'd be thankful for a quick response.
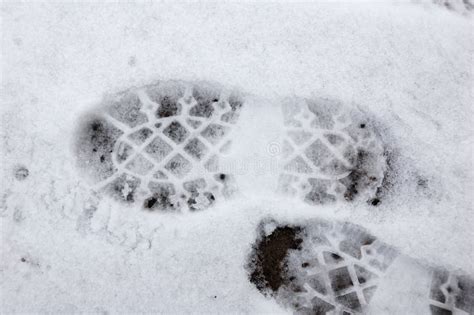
[1,1,473,314]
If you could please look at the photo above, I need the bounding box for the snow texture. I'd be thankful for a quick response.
[1,1,473,314]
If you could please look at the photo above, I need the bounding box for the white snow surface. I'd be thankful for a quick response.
[1,2,473,314]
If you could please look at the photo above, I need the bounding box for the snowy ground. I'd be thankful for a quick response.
[1,1,473,314]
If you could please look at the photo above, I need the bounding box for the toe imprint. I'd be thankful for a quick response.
[74,80,243,212]
[246,218,473,315]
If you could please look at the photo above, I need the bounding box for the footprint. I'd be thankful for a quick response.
[246,218,473,315]
[431,0,474,14]
[278,97,389,205]
[74,80,243,211]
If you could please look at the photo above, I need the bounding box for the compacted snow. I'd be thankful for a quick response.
[1,2,473,314]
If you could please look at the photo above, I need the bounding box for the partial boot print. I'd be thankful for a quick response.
[278,97,388,205]
[74,81,243,211]
[247,218,473,315]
